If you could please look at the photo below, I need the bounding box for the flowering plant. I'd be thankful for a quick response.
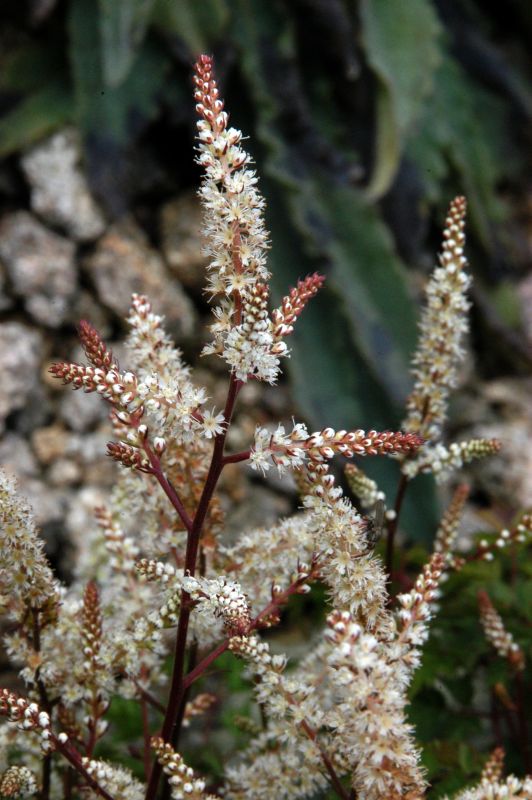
[0,55,530,800]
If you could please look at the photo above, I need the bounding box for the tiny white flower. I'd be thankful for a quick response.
[201,408,225,439]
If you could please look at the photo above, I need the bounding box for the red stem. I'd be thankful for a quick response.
[385,473,408,584]
[54,741,115,800]
[32,609,52,800]
[300,719,349,800]
[141,696,151,780]
[144,374,242,800]
[222,449,251,465]
[143,441,193,533]
[515,670,531,772]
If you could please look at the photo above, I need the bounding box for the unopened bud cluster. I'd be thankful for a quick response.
[478,591,525,671]
[152,737,219,800]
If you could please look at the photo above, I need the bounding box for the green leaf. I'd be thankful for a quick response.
[98,0,156,87]
[152,0,229,54]
[408,55,508,251]
[312,182,419,402]
[69,0,171,143]
[0,83,72,158]
[360,0,442,198]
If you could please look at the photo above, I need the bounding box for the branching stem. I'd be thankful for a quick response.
[144,373,242,800]
[385,473,409,583]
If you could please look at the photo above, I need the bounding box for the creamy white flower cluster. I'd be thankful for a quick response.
[219,516,315,609]
[82,758,144,800]
[403,438,501,483]
[94,506,140,576]
[444,775,532,800]
[303,462,389,623]
[51,309,221,450]
[0,692,54,754]
[403,196,470,443]
[126,293,190,381]
[226,634,329,800]
[183,575,251,635]
[0,765,37,798]
[222,283,286,383]
[194,56,282,382]
[325,609,427,800]
[395,553,445,675]
[344,463,386,509]
[0,469,59,612]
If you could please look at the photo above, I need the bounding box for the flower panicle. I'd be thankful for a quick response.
[480,747,505,784]
[344,463,386,509]
[272,272,325,339]
[194,56,322,385]
[403,437,501,483]
[81,580,103,669]
[434,483,469,565]
[0,766,38,798]
[106,441,152,473]
[0,468,58,610]
[478,590,525,671]
[78,319,116,370]
[250,422,423,475]
[0,690,53,752]
[151,736,218,800]
[403,196,471,444]
[395,553,446,671]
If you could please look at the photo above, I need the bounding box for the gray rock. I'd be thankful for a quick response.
[85,218,196,336]
[0,433,39,478]
[0,212,77,327]
[59,388,107,432]
[21,128,106,241]
[160,192,207,290]
[0,322,43,433]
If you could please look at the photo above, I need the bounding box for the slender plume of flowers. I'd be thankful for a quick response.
[478,591,525,672]
[0,53,530,800]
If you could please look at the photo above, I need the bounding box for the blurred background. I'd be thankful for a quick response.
[0,0,532,553]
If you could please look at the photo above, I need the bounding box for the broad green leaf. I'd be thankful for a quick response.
[99,0,156,87]
[312,182,418,402]
[152,0,229,54]
[408,55,507,252]
[360,0,442,198]
[69,0,170,143]
[0,83,72,158]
